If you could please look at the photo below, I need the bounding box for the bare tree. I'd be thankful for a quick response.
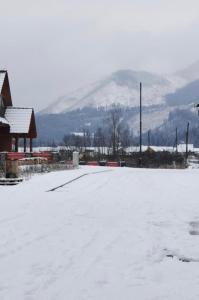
[108,105,122,158]
[82,128,92,149]
[63,134,83,151]
[94,127,105,155]
[120,126,131,149]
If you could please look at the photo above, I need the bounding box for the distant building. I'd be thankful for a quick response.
[0,71,37,152]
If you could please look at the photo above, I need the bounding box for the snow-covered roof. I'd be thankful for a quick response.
[0,116,9,125]
[0,72,6,93]
[4,107,33,134]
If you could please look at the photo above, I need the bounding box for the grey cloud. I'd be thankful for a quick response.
[0,1,199,110]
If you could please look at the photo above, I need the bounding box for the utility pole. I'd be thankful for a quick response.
[185,122,190,159]
[139,82,142,155]
[175,127,178,152]
[148,130,151,148]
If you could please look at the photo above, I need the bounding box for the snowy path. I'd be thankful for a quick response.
[1,166,199,299]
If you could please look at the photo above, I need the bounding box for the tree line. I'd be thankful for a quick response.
[63,105,134,155]
[61,106,199,152]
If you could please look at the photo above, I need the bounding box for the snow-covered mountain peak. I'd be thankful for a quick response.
[41,69,180,115]
[110,69,170,88]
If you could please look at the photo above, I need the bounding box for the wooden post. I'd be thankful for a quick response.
[175,128,178,153]
[15,137,18,152]
[139,82,142,155]
[148,130,151,148]
[24,137,27,153]
[30,138,33,152]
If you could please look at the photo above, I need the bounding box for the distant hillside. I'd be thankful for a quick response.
[175,60,199,81]
[36,106,199,146]
[36,107,139,144]
[143,109,199,147]
[166,80,199,106]
[40,69,178,114]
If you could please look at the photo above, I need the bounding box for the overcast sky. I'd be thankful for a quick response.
[1,0,199,111]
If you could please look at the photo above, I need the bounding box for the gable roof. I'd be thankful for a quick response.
[5,107,33,134]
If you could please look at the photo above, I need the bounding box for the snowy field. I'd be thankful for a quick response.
[1,166,199,300]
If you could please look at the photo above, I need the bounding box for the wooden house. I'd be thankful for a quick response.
[0,71,37,152]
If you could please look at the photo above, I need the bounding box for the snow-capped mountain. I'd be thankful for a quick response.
[40,70,185,114]
[37,62,199,144]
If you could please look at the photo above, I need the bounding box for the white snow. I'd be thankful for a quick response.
[1,166,199,299]
[29,144,196,154]
[126,144,195,153]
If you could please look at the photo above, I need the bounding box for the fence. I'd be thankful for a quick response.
[19,161,75,180]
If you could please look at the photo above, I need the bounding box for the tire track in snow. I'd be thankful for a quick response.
[46,169,113,192]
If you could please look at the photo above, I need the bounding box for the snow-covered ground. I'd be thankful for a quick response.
[1,166,199,299]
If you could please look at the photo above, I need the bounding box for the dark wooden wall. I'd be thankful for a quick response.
[0,129,12,152]
[1,72,13,107]
[28,110,37,138]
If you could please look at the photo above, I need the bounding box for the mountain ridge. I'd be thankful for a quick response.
[40,60,199,115]
[40,69,184,115]
[36,61,199,144]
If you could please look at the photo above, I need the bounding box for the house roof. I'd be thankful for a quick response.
[4,107,33,134]
[0,116,9,126]
[0,72,6,93]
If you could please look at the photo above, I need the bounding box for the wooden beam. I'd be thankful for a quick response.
[30,138,33,152]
